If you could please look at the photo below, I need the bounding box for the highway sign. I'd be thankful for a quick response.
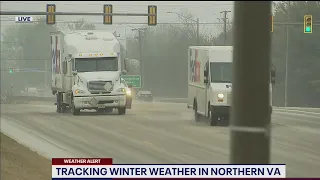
[121,75,141,88]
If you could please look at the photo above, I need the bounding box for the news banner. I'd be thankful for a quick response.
[51,158,286,179]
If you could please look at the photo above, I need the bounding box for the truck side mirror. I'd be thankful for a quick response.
[271,70,276,86]
[204,70,208,77]
[72,71,78,76]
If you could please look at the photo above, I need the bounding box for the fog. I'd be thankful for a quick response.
[1,1,320,107]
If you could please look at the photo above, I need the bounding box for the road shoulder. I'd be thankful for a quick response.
[1,133,51,180]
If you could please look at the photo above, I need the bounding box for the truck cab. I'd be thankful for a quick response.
[187,46,275,126]
[51,31,132,115]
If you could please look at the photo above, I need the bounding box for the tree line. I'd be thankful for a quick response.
[125,2,320,107]
[0,18,96,93]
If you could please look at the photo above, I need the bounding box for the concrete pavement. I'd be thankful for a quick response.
[1,101,319,177]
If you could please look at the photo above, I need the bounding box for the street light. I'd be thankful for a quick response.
[167,11,200,45]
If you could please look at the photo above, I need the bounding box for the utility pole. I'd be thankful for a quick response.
[284,1,290,107]
[220,10,231,45]
[231,1,272,164]
[196,18,200,45]
[132,28,147,89]
[45,60,48,91]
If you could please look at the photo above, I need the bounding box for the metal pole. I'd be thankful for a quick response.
[284,1,290,107]
[138,30,143,88]
[196,18,200,45]
[221,10,231,45]
[231,1,272,164]
[45,60,48,91]
[125,28,128,58]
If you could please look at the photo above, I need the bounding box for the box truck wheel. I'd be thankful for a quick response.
[193,101,200,122]
[209,107,218,126]
[118,107,126,115]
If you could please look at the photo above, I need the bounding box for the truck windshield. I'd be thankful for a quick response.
[210,62,232,83]
[75,57,118,72]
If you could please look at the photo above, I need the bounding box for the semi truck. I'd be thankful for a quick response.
[187,46,275,126]
[51,30,132,115]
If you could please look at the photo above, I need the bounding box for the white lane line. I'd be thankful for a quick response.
[180,153,197,160]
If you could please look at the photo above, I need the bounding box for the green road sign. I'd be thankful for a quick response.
[121,75,141,88]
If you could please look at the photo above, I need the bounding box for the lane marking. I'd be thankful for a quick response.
[142,141,157,148]
[180,153,197,160]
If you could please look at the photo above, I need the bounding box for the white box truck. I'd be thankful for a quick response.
[187,46,275,126]
[51,30,132,115]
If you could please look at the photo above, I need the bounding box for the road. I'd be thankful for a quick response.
[1,101,320,177]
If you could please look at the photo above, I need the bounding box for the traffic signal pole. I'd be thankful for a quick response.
[0,11,154,16]
[0,4,157,26]
[231,1,272,164]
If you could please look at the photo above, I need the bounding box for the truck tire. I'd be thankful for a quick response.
[61,104,69,113]
[56,93,62,113]
[209,107,218,126]
[72,107,80,115]
[118,107,126,115]
[71,101,80,116]
[194,102,200,122]
[210,115,218,126]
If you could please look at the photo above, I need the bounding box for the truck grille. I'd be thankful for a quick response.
[88,81,113,92]
[227,93,232,105]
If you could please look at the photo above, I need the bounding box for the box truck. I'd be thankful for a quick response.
[51,30,132,115]
[187,46,275,126]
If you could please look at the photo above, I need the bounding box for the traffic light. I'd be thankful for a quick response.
[103,4,113,25]
[46,4,56,25]
[304,15,312,33]
[270,15,274,32]
[9,68,13,73]
[148,5,157,26]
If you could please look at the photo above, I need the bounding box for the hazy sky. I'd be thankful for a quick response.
[1,1,234,43]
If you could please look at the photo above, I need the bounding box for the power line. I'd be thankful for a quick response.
[220,10,232,45]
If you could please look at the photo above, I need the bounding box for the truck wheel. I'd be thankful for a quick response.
[194,103,200,122]
[118,107,126,115]
[210,114,218,126]
[71,102,80,116]
[209,107,218,126]
[61,105,67,113]
[56,93,62,113]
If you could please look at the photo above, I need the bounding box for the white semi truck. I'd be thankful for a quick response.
[187,46,275,126]
[51,30,132,115]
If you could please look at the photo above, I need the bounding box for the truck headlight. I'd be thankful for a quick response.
[117,88,126,93]
[126,89,132,96]
[75,89,85,94]
[217,93,224,99]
